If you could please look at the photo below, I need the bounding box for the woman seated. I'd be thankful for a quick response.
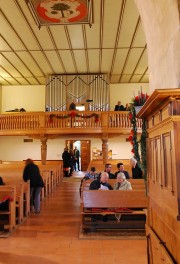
[114,172,132,190]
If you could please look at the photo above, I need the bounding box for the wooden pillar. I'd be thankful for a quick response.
[101,133,108,165]
[40,136,47,165]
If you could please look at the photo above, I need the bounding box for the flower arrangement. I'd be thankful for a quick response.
[132,88,149,106]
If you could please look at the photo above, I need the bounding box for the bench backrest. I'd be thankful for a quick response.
[83,190,147,208]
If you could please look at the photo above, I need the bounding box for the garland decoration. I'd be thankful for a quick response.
[127,106,148,185]
[140,118,148,183]
[128,107,140,163]
[48,111,100,123]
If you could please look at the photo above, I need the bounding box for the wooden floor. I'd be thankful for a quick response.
[0,172,147,264]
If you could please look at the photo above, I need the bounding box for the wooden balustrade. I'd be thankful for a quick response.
[0,111,142,135]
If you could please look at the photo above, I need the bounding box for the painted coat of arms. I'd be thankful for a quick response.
[26,0,92,26]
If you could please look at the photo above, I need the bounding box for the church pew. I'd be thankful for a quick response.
[81,190,147,231]
[80,178,146,195]
[87,159,132,176]
[0,186,16,232]
[2,177,30,222]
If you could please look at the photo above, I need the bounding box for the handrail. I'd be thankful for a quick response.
[0,111,142,134]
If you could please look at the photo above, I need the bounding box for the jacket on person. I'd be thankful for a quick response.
[115,170,130,179]
[114,180,132,190]
[132,164,143,179]
[89,179,113,190]
[23,163,44,188]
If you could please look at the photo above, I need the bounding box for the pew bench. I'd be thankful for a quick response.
[81,190,147,231]
[80,179,146,196]
[0,186,16,232]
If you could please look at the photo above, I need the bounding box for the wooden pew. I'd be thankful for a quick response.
[0,186,16,232]
[2,177,30,222]
[81,190,147,231]
[87,159,132,176]
[80,178,146,195]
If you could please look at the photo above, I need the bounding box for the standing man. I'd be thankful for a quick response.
[114,101,125,111]
[74,146,80,171]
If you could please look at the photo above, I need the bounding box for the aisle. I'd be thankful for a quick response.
[0,175,147,264]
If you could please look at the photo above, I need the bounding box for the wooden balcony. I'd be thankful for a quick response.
[0,111,142,136]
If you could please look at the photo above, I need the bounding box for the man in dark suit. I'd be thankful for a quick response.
[114,101,124,111]
[73,146,80,171]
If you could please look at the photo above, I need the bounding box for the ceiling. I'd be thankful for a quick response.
[0,0,149,86]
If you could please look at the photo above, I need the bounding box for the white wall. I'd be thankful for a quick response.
[2,85,45,112]
[0,135,132,162]
[0,82,144,163]
[110,83,150,111]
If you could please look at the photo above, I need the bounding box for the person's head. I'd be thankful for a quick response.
[90,167,96,174]
[117,162,124,172]
[0,176,5,185]
[116,172,126,184]
[117,101,121,105]
[100,172,109,183]
[130,157,137,168]
[25,158,33,165]
[105,163,112,173]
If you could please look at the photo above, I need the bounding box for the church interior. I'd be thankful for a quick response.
[0,0,180,263]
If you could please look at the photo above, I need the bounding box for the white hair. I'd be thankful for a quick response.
[130,157,137,165]
[117,172,126,180]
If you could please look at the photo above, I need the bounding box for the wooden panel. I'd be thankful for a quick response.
[146,225,175,264]
[83,190,147,208]
[155,136,162,185]
[162,132,173,190]
[81,141,90,171]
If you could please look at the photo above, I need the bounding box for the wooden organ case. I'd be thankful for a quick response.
[138,89,180,264]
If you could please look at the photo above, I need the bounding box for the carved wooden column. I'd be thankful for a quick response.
[101,133,108,164]
[40,136,47,165]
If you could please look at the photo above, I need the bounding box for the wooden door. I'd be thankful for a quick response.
[65,140,90,171]
[81,141,90,171]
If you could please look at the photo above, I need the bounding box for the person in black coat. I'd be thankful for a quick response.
[130,157,143,179]
[115,162,130,179]
[73,146,80,171]
[62,148,71,177]
[0,176,5,185]
[89,172,113,190]
[114,101,125,111]
[23,158,44,213]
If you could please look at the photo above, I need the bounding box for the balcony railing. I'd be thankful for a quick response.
[0,111,142,135]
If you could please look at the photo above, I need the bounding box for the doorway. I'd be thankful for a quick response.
[65,140,90,171]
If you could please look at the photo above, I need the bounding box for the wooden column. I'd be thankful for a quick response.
[102,133,108,165]
[40,136,47,165]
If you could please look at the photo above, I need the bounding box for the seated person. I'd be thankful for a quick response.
[79,167,98,197]
[84,167,99,180]
[104,163,116,179]
[115,162,130,179]
[114,172,132,190]
[130,157,143,179]
[89,172,113,190]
